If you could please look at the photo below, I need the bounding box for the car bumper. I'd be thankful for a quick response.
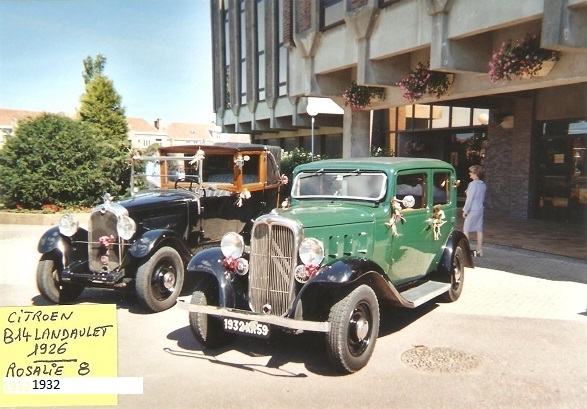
[177,300,331,333]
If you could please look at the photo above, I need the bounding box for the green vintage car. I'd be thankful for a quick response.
[179,157,474,373]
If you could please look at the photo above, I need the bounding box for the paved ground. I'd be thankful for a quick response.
[0,224,586,409]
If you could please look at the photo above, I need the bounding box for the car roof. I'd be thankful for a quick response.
[159,143,281,163]
[295,157,454,173]
[160,143,276,155]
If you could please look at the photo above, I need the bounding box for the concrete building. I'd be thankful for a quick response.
[210,0,587,227]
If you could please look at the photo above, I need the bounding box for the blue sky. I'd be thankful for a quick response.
[0,0,215,125]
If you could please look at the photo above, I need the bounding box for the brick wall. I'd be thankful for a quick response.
[485,96,535,219]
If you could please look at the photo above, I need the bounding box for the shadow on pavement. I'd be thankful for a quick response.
[165,300,439,377]
[166,325,338,376]
[31,288,156,315]
[471,244,587,285]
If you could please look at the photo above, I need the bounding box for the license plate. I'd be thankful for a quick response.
[223,318,270,338]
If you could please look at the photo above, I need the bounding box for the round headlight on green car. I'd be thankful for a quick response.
[221,232,245,258]
[299,238,324,267]
[117,215,136,241]
[58,214,79,237]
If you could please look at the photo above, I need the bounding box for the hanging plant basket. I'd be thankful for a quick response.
[342,81,386,111]
[488,33,561,83]
[520,59,556,78]
[396,62,453,103]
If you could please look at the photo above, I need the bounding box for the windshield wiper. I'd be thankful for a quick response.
[299,169,325,179]
[341,169,362,178]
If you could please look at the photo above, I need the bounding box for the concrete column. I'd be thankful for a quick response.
[342,107,370,158]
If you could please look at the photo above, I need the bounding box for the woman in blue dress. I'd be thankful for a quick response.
[462,165,486,257]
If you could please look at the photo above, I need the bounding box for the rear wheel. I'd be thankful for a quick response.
[136,247,184,312]
[36,258,85,304]
[326,285,380,374]
[189,286,236,348]
[441,244,465,302]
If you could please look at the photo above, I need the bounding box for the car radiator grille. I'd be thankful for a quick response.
[89,211,120,273]
[248,222,297,316]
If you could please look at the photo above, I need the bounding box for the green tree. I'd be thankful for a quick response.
[82,54,106,84]
[0,114,117,209]
[78,55,130,196]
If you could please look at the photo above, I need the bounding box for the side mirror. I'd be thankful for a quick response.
[400,195,416,209]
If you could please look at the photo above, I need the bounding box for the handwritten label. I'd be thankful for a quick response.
[0,304,117,407]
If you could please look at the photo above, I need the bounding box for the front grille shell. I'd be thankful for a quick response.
[88,203,128,273]
[248,215,303,316]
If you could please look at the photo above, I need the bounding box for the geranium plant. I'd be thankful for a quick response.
[343,81,386,111]
[488,33,561,83]
[397,62,452,102]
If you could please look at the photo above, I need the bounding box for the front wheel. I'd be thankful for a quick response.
[135,247,184,312]
[188,286,237,349]
[326,285,380,374]
[441,244,465,302]
[36,258,85,304]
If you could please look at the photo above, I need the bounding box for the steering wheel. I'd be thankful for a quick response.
[174,176,200,191]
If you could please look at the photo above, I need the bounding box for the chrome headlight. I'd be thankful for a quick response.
[117,215,136,241]
[299,238,324,267]
[58,214,79,237]
[221,232,244,258]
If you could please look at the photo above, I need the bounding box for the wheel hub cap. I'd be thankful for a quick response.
[354,317,369,341]
[161,271,176,290]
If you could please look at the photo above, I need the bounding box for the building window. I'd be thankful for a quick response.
[278,0,287,97]
[401,104,488,131]
[224,8,231,109]
[257,0,266,101]
[320,0,344,31]
[378,0,402,8]
[240,0,247,106]
[538,119,587,224]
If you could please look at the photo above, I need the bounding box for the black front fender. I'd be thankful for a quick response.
[129,229,192,261]
[38,226,88,268]
[185,248,247,309]
[290,258,397,318]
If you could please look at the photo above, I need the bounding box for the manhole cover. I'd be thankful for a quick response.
[401,346,482,373]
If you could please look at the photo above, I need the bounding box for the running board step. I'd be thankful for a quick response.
[400,281,451,308]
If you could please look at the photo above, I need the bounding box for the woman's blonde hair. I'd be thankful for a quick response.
[469,165,485,177]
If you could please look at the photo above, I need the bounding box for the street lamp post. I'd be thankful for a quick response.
[306,104,319,161]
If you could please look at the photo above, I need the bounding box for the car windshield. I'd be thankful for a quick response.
[292,170,387,201]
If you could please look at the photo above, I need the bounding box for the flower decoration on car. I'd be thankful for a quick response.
[281,197,290,209]
[386,198,406,237]
[342,81,386,111]
[397,62,453,102]
[222,255,239,271]
[280,174,289,185]
[189,148,205,165]
[294,264,320,284]
[488,33,561,83]
[99,235,115,248]
[235,188,251,207]
[234,155,250,169]
[426,205,447,241]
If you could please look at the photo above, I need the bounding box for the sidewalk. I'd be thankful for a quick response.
[456,208,586,261]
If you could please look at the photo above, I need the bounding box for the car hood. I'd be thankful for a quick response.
[115,190,195,213]
[277,202,375,228]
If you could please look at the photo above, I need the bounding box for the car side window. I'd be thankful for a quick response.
[266,153,281,185]
[242,154,260,184]
[204,155,234,184]
[432,171,450,205]
[396,172,426,209]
